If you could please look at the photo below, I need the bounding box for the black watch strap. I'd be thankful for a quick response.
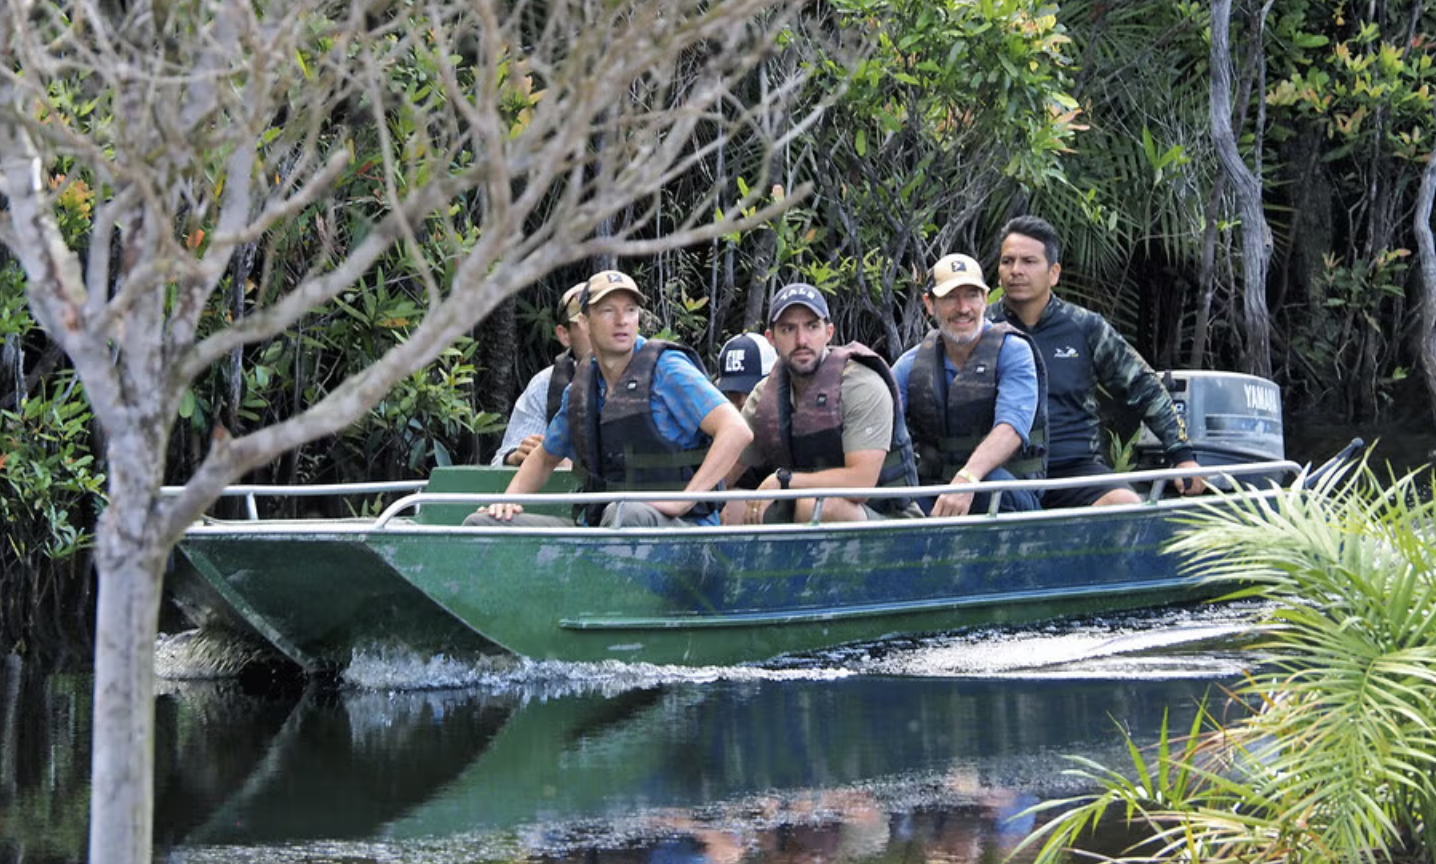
[777,468,792,489]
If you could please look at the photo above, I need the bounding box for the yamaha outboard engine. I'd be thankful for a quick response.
[1135,370,1284,488]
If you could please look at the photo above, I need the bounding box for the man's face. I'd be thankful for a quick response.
[579,291,641,356]
[560,319,592,360]
[923,284,988,347]
[767,306,833,378]
[998,232,1060,306]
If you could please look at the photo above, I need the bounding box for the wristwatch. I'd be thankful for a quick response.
[776,467,793,490]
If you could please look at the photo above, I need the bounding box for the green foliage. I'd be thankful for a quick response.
[1267,4,1436,162]
[773,0,1079,347]
[1289,248,1410,413]
[1019,461,1436,864]
[823,0,1079,186]
[0,155,104,583]
[0,370,105,565]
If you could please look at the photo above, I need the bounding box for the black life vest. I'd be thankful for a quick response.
[750,343,918,514]
[568,340,716,524]
[905,323,1048,482]
[544,351,577,422]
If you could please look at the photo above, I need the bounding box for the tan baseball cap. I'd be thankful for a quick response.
[558,283,585,324]
[581,270,646,310]
[930,253,989,297]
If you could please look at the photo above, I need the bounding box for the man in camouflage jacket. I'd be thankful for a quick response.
[986,215,1206,508]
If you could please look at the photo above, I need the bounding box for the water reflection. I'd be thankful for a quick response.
[151,675,1220,863]
[3,602,1264,863]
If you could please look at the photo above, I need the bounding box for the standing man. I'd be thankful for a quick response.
[490,282,590,467]
[468,270,751,528]
[728,282,921,524]
[893,253,1046,516]
[988,215,1205,507]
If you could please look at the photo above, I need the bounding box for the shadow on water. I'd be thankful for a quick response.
[3,601,1267,864]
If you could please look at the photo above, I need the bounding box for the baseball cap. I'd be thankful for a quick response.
[930,253,989,297]
[558,282,585,324]
[768,283,830,323]
[580,270,646,311]
[716,333,778,394]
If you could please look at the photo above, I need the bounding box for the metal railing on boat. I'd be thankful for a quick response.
[160,480,426,522]
[370,459,1305,528]
[166,458,1306,527]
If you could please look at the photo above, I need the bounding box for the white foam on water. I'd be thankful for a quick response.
[851,601,1276,680]
[161,600,1277,690]
[340,646,855,694]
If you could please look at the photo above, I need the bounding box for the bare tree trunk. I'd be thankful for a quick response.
[1,655,20,799]
[1210,0,1273,378]
[1189,174,1226,369]
[1415,131,1436,427]
[88,501,168,863]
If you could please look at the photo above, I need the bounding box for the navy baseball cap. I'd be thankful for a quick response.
[768,283,830,323]
[716,333,777,394]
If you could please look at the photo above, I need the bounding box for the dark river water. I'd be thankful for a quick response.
[1,601,1271,864]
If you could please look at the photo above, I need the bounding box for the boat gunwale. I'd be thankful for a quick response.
[171,459,1304,537]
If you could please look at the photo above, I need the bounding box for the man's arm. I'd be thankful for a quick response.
[490,366,554,466]
[477,443,563,520]
[652,401,752,518]
[1090,317,1205,494]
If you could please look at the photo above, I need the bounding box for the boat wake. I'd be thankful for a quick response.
[157,600,1274,692]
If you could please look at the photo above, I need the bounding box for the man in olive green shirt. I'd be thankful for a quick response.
[726,283,921,523]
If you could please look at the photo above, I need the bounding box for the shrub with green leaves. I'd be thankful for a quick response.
[1017,460,1436,864]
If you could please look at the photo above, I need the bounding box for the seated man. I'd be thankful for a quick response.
[713,331,777,525]
[726,282,922,523]
[490,282,589,467]
[715,331,777,411]
[892,253,1046,516]
[466,270,751,528]
[988,215,1205,507]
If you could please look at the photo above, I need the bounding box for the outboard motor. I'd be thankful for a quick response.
[1135,370,1285,488]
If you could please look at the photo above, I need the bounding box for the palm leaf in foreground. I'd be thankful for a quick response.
[1016,460,1436,864]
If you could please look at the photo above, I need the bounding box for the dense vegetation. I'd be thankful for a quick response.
[3,0,1434,661]
[1019,461,1436,863]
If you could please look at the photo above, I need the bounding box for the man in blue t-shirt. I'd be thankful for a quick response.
[466,270,751,528]
[892,253,1045,516]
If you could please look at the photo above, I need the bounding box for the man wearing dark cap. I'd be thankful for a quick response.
[715,332,777,410]
[988,215,1205,506]
[468,270,751,528]
[490,282,591,467]
[726,283,921,523]
[893,253,1046,516]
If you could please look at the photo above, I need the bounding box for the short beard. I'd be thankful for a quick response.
[787,349,824,378]
[938,319,981,347]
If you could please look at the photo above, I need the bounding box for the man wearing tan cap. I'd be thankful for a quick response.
[490,282,591,467]
[892,253,1046,516]
[468,269,751,528]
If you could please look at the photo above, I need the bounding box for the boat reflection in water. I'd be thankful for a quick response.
[163,669,1226,863]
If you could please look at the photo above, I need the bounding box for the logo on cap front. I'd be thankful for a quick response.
[607,273,624,284]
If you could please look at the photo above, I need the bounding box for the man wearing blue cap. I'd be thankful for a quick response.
[715,332,777,410]
[726,283,921,523]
